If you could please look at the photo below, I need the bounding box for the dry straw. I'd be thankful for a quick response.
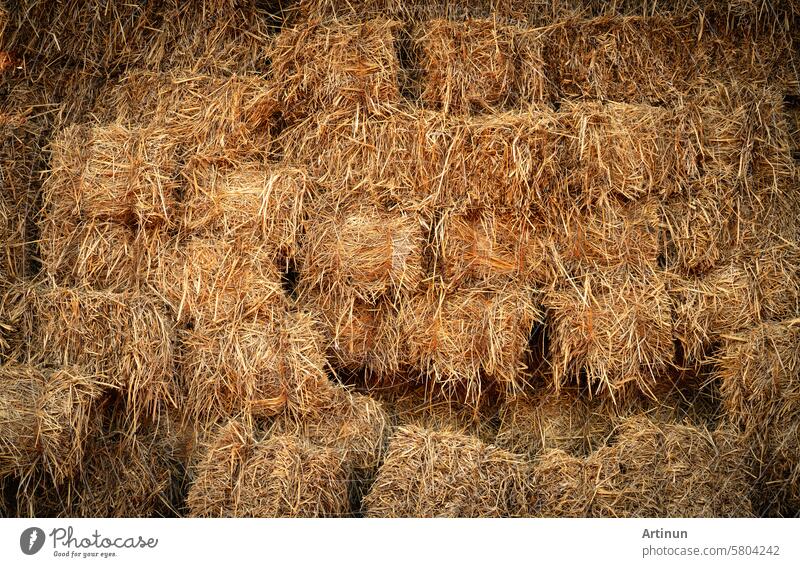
[545,271,674,399]
[186,419,253,518]
[545,196,661,278]
[496,389,614,459]
[269,387,390,471]
[299,201,427,303]
[9,0,273,74]
[180,310,333,426]
[94,70,277,162]
[188,422,351,518]
[300,285,404,376]
[235,434,350,517]
[439,108,562,209]
[659,179,737,275]
[592,417,753,517]
[671,243,799,365]
[412,19,517,113]
[149,235,288,325]
[376,383,501,444]
[401,284,540,404]
[714,321,800,514]
[364,426,526,517]
[558,100,697,201]
[529,416,753,517]
[182,163,313,262]
[268,18,401,123]
[434,207,550,288]
[278,105,448,208]
[61,413,182,517]
[17,406,184,517]
[42,123,179,228]
[4,284,176,428]
[544,16,706,104]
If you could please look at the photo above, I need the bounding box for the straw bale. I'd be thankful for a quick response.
[704,28,799,94]
[186,419,254,517]
[299,202,426,303]
[0,364,42,478]
[300,286,396,374]
[659,180,737,275]
[435,207,550,289]
[143,0,274,74]
[270,388,389,471]
[235,434,350,517]
[278,105,447,207]
[544,16,706,104]
[559,100,696,201]
[186,419,255,518]
[514,27,551,104]
[284,0,586,25]
[525,449,608,517]
[94,71,277,161]
[377,383,500,444]
[694,83,795,193]
[545,272,674,398]
[546,196,661,278]
[182,164,312,260]
[528,417,752,517]
[22,285,175,426]
[8,0,151,72]
[11,0,273,74]
[65,416,182,517]
[284,0,403,22]
[439,109,563,209]
[364,426,526,517]
[788,107,799,156]
[715,321,800,513]
[412,19,517,113]
[269,18,401,123]
[671,247,798,364]
[496,389,613,459]
[35,366,107,484]
[43,123,179,227]
[38,219,142,291]
[716,321,800,428]
[180,310,334,425]
[591,418,754,517]
[402,285,540,403]
[150,235,288,324]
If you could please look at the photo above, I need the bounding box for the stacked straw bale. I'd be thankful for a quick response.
[8,0,274,75]
[714,321,800,514]
[93,71,277,162]
[180,310,334,425]
[268,388,390,471]
[39,123,179,291]
[29,408,185,518]
[527,416,753,517]
[269,18,401,123]
[400,284,540,403]
[412,19,519,113]
[364,426,527,517]
[496,389,614,459]
[376,382,502,444]
[1,284,175,427]
[545,272,674,398]
[187,416,364,518]
[1,0,799,519]
[0,363,103,483]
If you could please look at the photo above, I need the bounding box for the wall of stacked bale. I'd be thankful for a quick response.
[1,0,798,517]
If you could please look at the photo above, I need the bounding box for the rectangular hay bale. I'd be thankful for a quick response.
[364,426,526,517]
